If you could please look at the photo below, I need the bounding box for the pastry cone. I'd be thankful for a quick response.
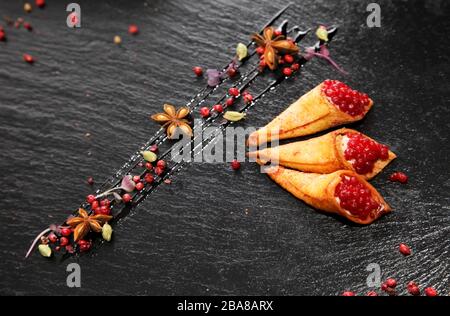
[247,80,373,146]
[248,128,396,179]
[265,166,391,224]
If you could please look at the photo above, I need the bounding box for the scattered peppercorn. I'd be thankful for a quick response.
[424,287,437,297]
[35,0,46,8]
[86,194,96,204]
[23,53,34,64]
[231,159,241,170]
[59,237,69,246]
[366,291,378,296]
[60,228,72,237]
[87,177,94,185]
[386,278,397,289]
[399,243,411,256]
[150,144,158,153]
[193,66,203,77]
[407,281,420,296]
[227,67,237,77]
[23,22,33,31]
[284,54,294,63]
[282,67,292,76]
[135,182,144,191]
[213,104,224,113]
[200,107,210,118]
[291,63,300,71]
[229,87,240,97]
[122,193,132,203]
[128,24,139,35]
[389,172,408,184]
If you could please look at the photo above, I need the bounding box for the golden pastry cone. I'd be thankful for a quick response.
[248,128,396,179]
[264,166,391,224]
[247,81,373,147]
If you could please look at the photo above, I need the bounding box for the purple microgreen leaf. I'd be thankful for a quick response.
[206,69,222,87]
[121,175,136,193]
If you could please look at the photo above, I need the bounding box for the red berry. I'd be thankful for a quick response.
[399,243,411,256]
[213,104,224,113]
[424,287,437,297]
[229,87,239,97]
[145,162,153,171]
[122,193,132,203]
[59,237,69,246]
[231,159,241,171]
[132,175,141,183]
[128,24,139,35]
[342,291,355,296]
[256,47,265,55]
[35,0,46,8]
[389,172,408,184]
[100,199,110,207]
[87,177,94,185]
[144,173,154,184]
[98,206,110,215]
[227,67,237,77]
[193,66,203,77]
[284,54,294,63]
[200,107,210,118]
[366,291,378,296]
[78,240,91,252]
[150,144,158,153]
[291,63,300,71]
[0,31,6,42]
[154,166,164,176]
[23,22,33,31]
[226,98,234,107]
[156,160,166,169]
[48,233,58,244]
[86,194,96,204]
[91,200,100,210]
[60,228,72,237]
[274,30,282,37]
[55,246,61,251]
[386,278,397,288]
[23,54,34,64]
[282,67,292,76]
[243,93,253,104]
[381,282,389,292]
[407,281,420,296]
[135,182,144,191]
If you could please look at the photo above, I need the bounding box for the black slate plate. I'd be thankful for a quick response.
[0,0,448,295]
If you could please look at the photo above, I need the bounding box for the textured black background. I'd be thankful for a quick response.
[0,0,449,296]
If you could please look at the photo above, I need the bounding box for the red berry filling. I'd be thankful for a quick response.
[335,175,380,219]
[343,133,389,174]
[322,80,370,116]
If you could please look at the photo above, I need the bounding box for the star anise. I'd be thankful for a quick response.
[252,27,299,70]
[66,208,112,242]
[151,104,192,139]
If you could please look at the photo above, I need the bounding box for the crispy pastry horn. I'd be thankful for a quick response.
[247,80,373,146]
[248,128,396,179]
[264,166,391,224]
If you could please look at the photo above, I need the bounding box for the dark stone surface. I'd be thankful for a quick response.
[0,0,449,295]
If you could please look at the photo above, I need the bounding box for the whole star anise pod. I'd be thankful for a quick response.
[151,104,192,139]
[66,208,112,242]
[252,27,299,70]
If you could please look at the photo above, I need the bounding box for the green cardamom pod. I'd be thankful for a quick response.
[223,111,246,122]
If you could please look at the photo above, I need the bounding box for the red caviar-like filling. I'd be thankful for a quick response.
[322,80,370,116]
[335,175,380,219]
[344,133,389,174]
